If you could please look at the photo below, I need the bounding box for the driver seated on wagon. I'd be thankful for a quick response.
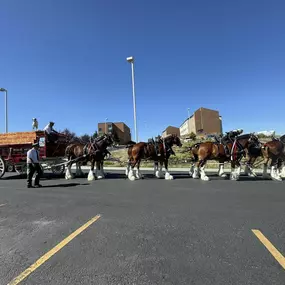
[221,129,243,157]
[43,121,59,143]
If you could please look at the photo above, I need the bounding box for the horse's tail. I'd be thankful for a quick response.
[65,145,72,158]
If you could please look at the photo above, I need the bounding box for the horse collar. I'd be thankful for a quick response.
[163,140,167,156]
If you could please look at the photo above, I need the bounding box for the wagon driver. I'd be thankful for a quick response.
[27,142,42,188]
[43,121,59,143]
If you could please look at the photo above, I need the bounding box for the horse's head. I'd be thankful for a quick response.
[173,134,182,147]
[165,134,182,147]
[237,133,260,149]
[248,133,260,145]
[94,133,113,148]
[105,133,115,147]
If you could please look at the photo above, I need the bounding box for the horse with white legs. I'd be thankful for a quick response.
[188,133,260,181]
[95,150,111,179]
[246,135,285,181]
[65,134,114,181]
[280,161,285,178]
[125,134,182,181]
[261,137,285,181]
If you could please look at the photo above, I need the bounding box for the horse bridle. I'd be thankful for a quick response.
[162,135,176,155]
[85,135,110,156]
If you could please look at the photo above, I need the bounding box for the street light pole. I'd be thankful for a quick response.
[126,56,138,143]
[0,88,8,133]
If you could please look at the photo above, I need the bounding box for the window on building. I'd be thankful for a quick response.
[99,128,102,131]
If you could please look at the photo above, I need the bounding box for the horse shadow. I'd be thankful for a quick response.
[41,182,90,188]
[205,173,273,181]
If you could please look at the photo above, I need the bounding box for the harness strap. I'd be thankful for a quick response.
[163,140,167,156]
[230,140,237,161]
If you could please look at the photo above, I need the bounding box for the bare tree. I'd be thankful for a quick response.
[79,134,92,144]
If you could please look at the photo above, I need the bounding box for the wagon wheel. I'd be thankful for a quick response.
[6,161,14,172]
[51,161,65,175]
[0,157,6,178]
[15,164,27,175]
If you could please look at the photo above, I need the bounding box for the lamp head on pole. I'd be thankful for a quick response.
[0,88,7,92]
[126,56,134,63]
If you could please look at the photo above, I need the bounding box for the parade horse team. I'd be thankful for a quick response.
[56,128,285,182]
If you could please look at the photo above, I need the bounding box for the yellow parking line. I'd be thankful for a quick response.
[252,229,285,270]
[8,214,101,285]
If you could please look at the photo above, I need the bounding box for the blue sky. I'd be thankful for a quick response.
[1,0,285,140]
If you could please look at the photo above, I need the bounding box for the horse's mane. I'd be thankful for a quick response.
[236,133,252,140]
[95,134,106,142]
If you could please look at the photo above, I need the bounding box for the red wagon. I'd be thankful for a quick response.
[0,131,69,178]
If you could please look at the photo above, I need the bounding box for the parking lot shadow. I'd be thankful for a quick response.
[41,182,88,188]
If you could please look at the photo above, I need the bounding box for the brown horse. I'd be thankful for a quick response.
[126,134,182,181]
[188,133,260,181]
[244,134,285,181]
[65,134,114,180]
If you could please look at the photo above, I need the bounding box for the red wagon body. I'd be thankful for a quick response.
[0,131,68,178]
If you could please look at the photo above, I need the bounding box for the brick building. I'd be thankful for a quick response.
[162,126,180,138]
[98,122,131,145]
[180,107,222,137]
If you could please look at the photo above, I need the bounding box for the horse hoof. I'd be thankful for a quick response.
[88,171,95,181]
[230,175,237,181]
[165,173,173,180]
[129,175,136,181]
[201,176,210,181]
[65,175,73,180]
[97,176,103,180]
[155,171,163,179]
[189,172,193,177]
[271,176,282,182]
[88,176,95,181]
[219,173,227,178]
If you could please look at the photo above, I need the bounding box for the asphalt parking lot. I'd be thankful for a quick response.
[0,171,284,285]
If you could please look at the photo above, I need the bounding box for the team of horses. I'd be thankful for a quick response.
[61,133,285,182]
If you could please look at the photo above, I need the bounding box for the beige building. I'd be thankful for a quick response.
[162,126,180,138]
[98,122,131,144]
[179,107,222,137]
[179,119,191,137]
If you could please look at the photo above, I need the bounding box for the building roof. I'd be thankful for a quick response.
[179,117,191,128]
[179,107,221,128]
[98,121,130,127]
[162,125,179,133]
[196,107,220,115]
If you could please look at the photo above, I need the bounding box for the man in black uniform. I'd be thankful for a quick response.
[26,142,43,188]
